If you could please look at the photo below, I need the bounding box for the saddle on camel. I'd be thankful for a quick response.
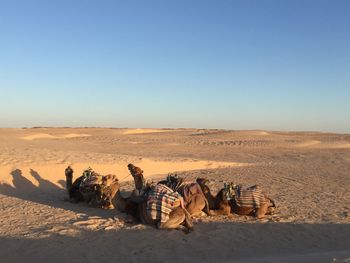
[197,178,276,219]
[112,164,194,231]
[158,174,211,217]
[65,166,119,209]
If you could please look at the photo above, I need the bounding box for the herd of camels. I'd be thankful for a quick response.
[65,164,276,232]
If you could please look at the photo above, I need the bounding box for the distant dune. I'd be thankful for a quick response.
[123,128,175,134]
[21,133,91,140]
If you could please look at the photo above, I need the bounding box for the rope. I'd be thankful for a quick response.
[118,173,132,182]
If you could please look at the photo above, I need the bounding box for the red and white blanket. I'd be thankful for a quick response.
[147,184,181,223]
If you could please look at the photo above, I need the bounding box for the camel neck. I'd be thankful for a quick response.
[66,175,73,192]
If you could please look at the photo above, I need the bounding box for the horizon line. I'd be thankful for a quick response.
[1,126,349,135]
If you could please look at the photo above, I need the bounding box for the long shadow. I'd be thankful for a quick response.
[0,169,119,219]
[0,222,349,263]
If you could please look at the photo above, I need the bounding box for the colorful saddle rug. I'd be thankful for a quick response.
[147,184,181,223]
[78,168,119,207]
[79,168,102,189]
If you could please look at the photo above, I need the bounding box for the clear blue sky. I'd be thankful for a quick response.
[0,0,349,132]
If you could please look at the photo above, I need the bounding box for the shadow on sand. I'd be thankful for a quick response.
[0,170,349,262]
[0,221,349,263]
[0,168,119,218]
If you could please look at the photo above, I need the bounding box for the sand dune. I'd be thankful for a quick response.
[297,140,350,149]
[296,140,321,147]
[0,128,349,262]
[123,128,175,134]
[21,133,91,140]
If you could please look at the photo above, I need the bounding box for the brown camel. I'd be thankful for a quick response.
[127,164,208,216]
[112,164,193,231]
[127,163,146,197]
[196,178,231,216]
[65,166,84,202]
[64,166,119,209]
[112,185,193,230]
[158,174,211,217]
[196,178,276,219]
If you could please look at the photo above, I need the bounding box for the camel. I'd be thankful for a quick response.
[127,163,146,197]
[158,174,211,217]
[127,164,209,216]
[112,164,193,231]
[65,166,84,202]
[64,166,119,209]
[196,178,276,219]
[196,178,231,216]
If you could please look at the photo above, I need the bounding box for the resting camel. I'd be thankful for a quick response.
[65,166,119,209]
[196,178,231,216]
[158,174,211,217]
[196,178,276,219]
[112,164,193,231]
[126,164,210,217]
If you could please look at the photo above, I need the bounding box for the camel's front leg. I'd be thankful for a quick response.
[255,201,269,219]
[157,207,186,229]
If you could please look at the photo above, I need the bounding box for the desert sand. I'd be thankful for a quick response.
[0,128,349,262]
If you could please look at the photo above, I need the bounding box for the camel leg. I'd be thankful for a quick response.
[186,194,206,217]
[209,207,231,216]
[157,207,186,229]
[255,201,269,219]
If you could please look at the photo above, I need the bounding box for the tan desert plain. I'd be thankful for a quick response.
[0,128,349,262]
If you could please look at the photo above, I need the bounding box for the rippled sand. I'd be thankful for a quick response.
[0,128,349,262]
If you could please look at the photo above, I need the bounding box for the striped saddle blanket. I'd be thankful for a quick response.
[234,185,265,208]
[147,184,181,223]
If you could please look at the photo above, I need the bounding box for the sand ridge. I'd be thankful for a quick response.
[21,133,91,140]
[123,128,176,134]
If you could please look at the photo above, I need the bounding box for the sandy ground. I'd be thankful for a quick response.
[0,128,349,262]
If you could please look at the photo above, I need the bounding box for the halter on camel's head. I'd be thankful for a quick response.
[127,163,146,192]
[65,166,74,179]
[128,163,143,176]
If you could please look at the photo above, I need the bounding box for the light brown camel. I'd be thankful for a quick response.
[64,166,119,209]
[127,163,146,197]
[196,178,231,216]
[196,178,276,219]
[112,164,193,231]
[158,174,211,217]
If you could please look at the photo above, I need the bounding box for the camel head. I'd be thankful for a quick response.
[65,166,74,179]
[128,163,143,176]
[128,163,145,191]
[64,166,74,193]
[102,174,119,186]
[196,177,211,194]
